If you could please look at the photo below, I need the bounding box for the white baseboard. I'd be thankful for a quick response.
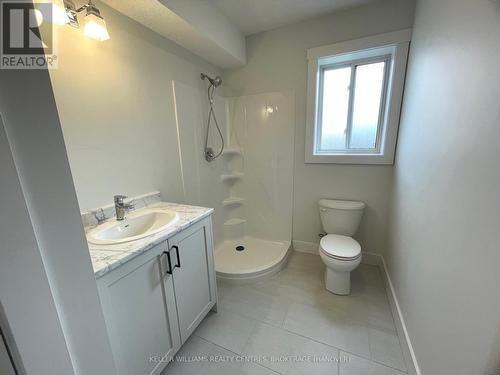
[379,255,421,375]
[292,240,319,254]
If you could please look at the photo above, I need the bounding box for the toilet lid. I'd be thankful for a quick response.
[320,234,361,259]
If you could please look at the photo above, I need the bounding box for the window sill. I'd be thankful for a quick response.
[305,153,395,165]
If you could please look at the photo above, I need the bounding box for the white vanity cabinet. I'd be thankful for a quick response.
[167,218,217,343]
[96,216,217,375]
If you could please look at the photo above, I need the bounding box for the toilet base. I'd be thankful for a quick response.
[325,268,351,295]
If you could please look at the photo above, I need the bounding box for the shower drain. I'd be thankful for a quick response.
[235,245,245,251]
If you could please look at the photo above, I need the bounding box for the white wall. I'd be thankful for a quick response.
[49,1,221,211]
[0,118,74,375]
[386,0,500,374]
[223,0,416,254]
[0,53,116,375]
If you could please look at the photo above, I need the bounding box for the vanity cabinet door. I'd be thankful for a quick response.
[168,217,217,343]
[97,243,181,375]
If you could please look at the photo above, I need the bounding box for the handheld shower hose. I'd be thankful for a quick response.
[201,73,224,162]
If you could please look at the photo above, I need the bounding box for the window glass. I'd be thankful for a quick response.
[319,66,351,151]
[317,59,387,153]
[350,62,385,149]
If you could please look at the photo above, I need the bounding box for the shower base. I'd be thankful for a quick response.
[215,236,291,282]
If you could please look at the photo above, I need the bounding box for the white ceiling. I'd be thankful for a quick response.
[101,0,380,68]
[212,0,376,36]
[102,0,247,67]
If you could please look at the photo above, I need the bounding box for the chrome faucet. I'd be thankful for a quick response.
[114,195,134,221]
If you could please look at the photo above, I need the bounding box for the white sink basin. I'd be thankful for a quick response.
[87,208,179,245]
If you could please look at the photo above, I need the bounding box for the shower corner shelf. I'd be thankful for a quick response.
[220,173,244,182]
[223,218,246,226]
[222,148,241,156]
[222,197,245,206]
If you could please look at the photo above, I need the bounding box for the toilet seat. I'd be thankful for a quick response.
[320,234,361,261]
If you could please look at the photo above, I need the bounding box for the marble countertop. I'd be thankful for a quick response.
[87,202,213,279]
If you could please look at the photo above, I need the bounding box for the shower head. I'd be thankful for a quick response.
[200,73,222,88]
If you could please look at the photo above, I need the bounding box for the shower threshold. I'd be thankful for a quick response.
[215,236,291,283]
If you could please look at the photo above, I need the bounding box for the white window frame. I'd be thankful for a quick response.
[305,29,411,164]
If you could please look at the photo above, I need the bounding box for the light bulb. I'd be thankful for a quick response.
[52,0,70,25]
[83,12,110,41]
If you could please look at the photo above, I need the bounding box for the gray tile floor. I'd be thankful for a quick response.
[164,251,408,375]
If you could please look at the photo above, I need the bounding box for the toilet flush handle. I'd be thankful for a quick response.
[320,208,327,212]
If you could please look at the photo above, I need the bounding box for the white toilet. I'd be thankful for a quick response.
[318,199,365,295]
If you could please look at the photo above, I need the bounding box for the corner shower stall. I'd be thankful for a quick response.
[173,79,295,282]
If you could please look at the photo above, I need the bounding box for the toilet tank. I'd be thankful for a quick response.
[319,199,365,236]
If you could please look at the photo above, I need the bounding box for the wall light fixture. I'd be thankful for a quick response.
[52,0,71,25]
[53,0,110,41]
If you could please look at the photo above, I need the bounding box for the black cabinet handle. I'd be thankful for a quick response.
[172,245,181,269]
[162,250,173,275]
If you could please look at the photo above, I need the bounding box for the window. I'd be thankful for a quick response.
[305,30,411,164]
